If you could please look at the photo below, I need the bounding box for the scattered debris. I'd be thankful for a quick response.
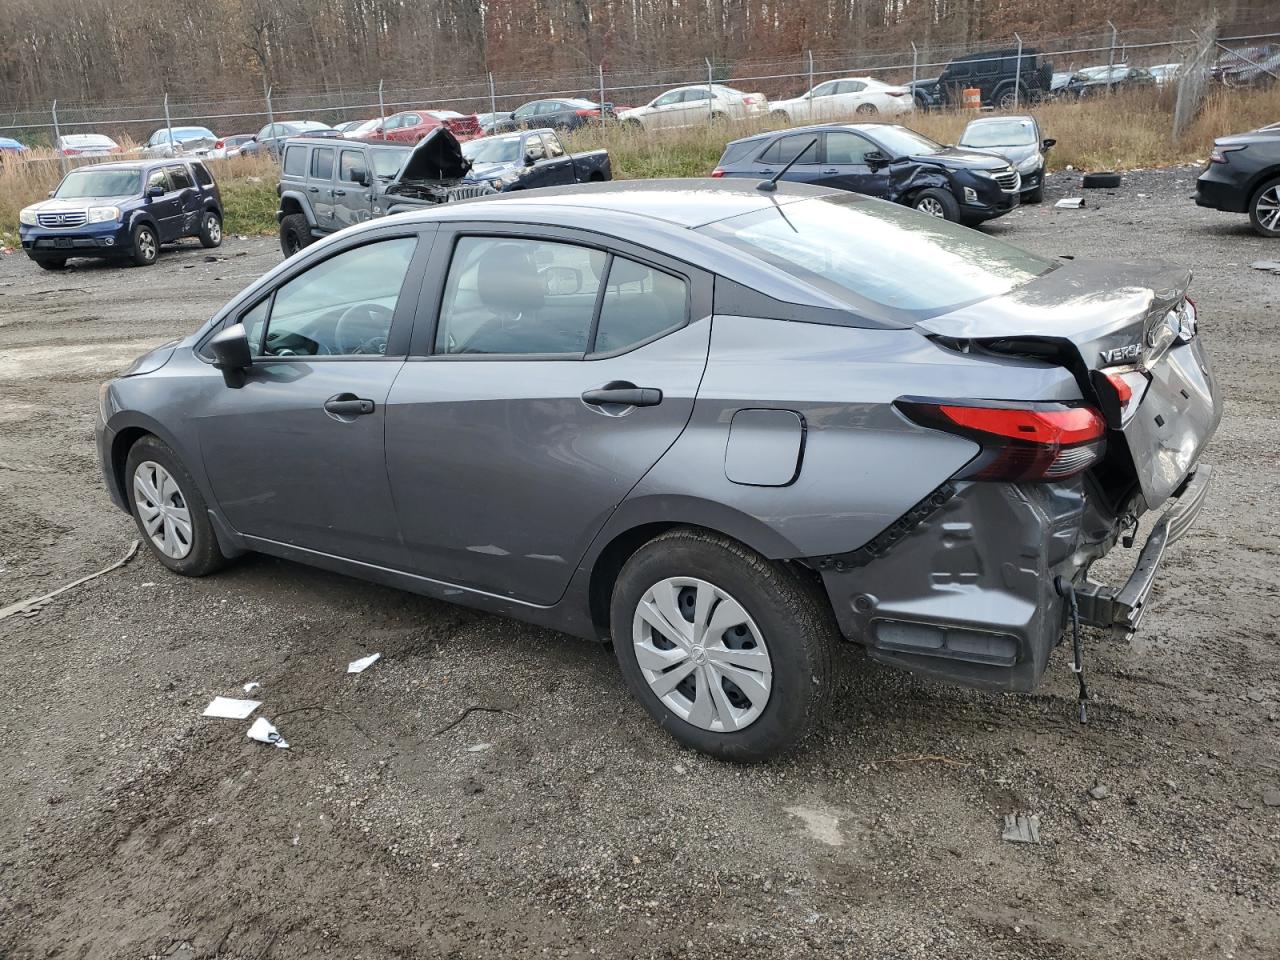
[1001,813,1041,844]
[247,716,289,749]
[243,681,261,694]
[466,742,492,753]
[785,806,845,847]
[347,653,381,674]
[1263,788,1280,808]
[202,696,261,720]
[1088,785,1110,800]
[0,540,140,621]
[1055,197,1086,209]
[432,705,516,736]
[1082,171,1122,189]
[1250,261,1280,274]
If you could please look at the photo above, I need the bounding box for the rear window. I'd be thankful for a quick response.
[697,193,1054,319]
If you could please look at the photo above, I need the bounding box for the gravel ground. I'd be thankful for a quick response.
[1,168,1278,960]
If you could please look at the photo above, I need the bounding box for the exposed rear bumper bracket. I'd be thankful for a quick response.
[1071,465,1213,637]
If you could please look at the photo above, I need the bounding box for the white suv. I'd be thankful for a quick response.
[617,85,768,132]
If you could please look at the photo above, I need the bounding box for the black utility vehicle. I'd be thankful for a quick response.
[18,160,222,269]
[713,123,1021,225]
[916,48,1053,109]
[276,129,494,256]
[461,128,612,192]
[1196,123,1280,236]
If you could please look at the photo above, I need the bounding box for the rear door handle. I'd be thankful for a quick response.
[333,189,346,197]
[581,385,662,407]
[822,168,838,174]
[324,395,375,417]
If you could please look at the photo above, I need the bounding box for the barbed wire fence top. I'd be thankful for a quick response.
[2,20,1278,142]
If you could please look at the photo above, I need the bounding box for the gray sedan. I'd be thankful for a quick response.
[96,180,1221,759]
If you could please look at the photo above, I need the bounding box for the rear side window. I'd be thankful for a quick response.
[311,148,334,180]
[594,259,687,354]
[167,165,194,190]
[759,134,818,165]
[191,162,213,187]
[283,146,306,177]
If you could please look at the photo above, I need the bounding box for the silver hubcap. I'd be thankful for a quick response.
[1256,187,1280,232]
[917,197,945,218]
[631,577,773,732]
[138,230,156,260]
[133,461,193,559]
[207,216,221,243]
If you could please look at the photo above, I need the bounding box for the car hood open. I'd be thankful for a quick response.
[394,127,472,184]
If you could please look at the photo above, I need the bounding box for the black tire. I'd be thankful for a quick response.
[995,83,1022,109]
[198,210,223,248]
[1248,176,1280,237]
[770,110,791,123]
[912,187,961,222]
[33,256,67,271]
[610,528,837,761]
[1082,171,1121,189]
[624,118,644,133]
[855,102,879,116]
[1024,185,1044,204]
[124,434,229,577]
[710,111,729,124]
[129,223,159,266]
[279,212,311,258]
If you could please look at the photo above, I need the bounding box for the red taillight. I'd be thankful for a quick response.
[743,95,763,104]
[886,89,909,97]
[711,167,725,177]
[215,139,225,149]
[896,400,1107,482]
[575,108,600,117]
[63,148,81,156]
[1209,145,1244,163]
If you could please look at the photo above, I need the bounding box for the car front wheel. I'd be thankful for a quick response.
[610,529,836,761]
[279,213,311,258]
[913,187,961,221]
[130,223,159,266]
[125,435,229,576]
[1249,177,1280,237]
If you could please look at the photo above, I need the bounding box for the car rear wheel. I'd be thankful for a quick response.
[33,256,67,271]
[1249,177,1280,237]
[125,435,229,577]
[997,85,1021,109]
[198,211,223,248]
[130,224,159,266]
[855,102,879,115]
[610,528,837,761]
[913,187,961,221]
[279,213,311,258]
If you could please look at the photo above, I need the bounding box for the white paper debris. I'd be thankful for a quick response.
[202,696,261,719]
[243,681,261,694]
[1055,197,1085,209]
[467,742,493,753]
[247,716,289,749]
[347,653,382,674]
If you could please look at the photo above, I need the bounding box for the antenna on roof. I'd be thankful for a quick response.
[756,136,818,192]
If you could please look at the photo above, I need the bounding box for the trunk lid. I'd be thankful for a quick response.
[920,258,1222,510]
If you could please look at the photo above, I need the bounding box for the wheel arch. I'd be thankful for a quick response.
[1245,167,1280,206]
[277,191,314,225]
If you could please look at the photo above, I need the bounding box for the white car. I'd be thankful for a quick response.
[343,117,389,140]
[1148,62,1184,86]
[617,85,767,132]
[769,77,913,122]
[55,133,119,157]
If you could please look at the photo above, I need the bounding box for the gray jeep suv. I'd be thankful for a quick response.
[98,181,1220,759]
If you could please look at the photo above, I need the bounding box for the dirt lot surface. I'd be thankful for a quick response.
[1,169,1278,960]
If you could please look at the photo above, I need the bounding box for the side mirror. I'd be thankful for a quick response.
[524,152,538,166]
[209,323,252,388]
[1043,138,1057,149]
[147,184,165,198]
[864,150,888,167]
[47,190,55,198]
[351,167,369,186]
[542,265,582,296]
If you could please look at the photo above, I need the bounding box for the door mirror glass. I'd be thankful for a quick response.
[542,265,582,296]
[351,167,368,185]
[147,184,166,198]
[864,150,887,167]
[208,323,252,386]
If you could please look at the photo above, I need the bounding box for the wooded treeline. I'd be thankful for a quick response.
[0,0,1255,105]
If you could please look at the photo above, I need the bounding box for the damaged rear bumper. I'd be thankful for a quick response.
[1071,464,1212,637]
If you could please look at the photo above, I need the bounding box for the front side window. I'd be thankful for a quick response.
[652,91,682,107]
[282,145,306,176]
[825,131,877,165]
[760,134,818,165]
[543,134,565,158]
[311,147,334,180]
[253,237,417,357]
[339,149,367,182]
[435,237,605,356]
[525,137,546,161]
[145,169,168,194]
[810,81,839,98]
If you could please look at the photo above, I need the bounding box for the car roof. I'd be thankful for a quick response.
[62,159,187,173]
[964,114,1037,125]
[726,121,903,145]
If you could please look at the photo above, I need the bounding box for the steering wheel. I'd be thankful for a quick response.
[334,303,394,355]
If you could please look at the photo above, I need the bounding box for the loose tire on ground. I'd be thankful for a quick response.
[279,212,311,258]
[609,528,837,761]
[1082,171,1122,189]
[125,435,229,577]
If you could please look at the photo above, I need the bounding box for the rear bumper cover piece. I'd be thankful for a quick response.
[1072,464,1212,636]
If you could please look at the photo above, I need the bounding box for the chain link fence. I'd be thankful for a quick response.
[2,21,1278,146]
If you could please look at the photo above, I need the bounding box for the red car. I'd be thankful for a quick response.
[371,109,482,143]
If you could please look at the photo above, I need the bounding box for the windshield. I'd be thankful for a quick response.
[864,125,942,158]
[697,193,1054,319]
[55,169,142,198]
[371,146,410,178]
[463,136,523,164]
[960,119,1037,147]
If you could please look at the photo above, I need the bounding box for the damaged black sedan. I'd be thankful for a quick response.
[713,122,1021,225]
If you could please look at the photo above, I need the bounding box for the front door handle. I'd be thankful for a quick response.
[324,395,375,418]
[307,186,320,193]
[333,189,346,197]
[822,168,838,174]
[581,384,663,407]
